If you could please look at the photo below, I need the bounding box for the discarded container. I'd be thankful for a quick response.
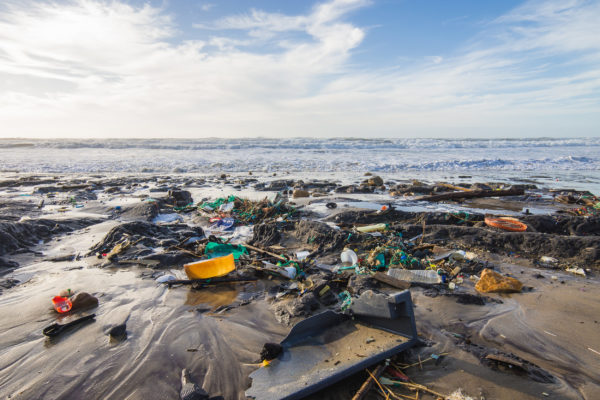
[184,254,235,279]
[387,269,442,284]
[52,296,72,313]
[484,216,527,232]
[340,249,358,265]
[246,291,417,400]
[355,223,387,233]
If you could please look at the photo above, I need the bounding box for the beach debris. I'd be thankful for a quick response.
[484,216,528,232]
[326,202,337,209]
[566,267,586,276]
[540,256,558,263]
[475,269,523,293]
[184,254,236,280]
[352,363,386,400]
[180,369,209,400]
[372,271,411,290]
[247,291,417,400]
[387,269,442,284]
[295,250,310,261]
[52,296,72,313]
[43,314,96,337]
[204,242,248,260]
[355,223,388,233]
[156,274,176,283]
[259,342,283,364]
[447,388,477,400]
[340,248,358,265]
[71,292,99,311]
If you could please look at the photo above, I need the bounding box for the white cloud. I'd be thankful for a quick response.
[0,0,598,138]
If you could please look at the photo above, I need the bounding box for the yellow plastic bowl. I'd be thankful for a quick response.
[184,253,236,279]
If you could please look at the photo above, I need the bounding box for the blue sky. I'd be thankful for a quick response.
[0,0,598,138]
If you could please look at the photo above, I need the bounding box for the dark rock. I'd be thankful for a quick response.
[108,322,127,339]
[168,189,193,207]
[347,275,379,295]
[71,292,99,311]
[260,342,283,361]
[0,218,103,257]
[0,257,19,270]
[180,369,209,400]
[0,278,19,289]
[119,201,159,221]
[293,220,347,255]
[105,186,121,194]
[366,176,383,186]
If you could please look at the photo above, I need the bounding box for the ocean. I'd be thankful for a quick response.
[1,137,599,192]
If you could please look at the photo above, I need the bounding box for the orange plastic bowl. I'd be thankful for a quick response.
[52,296,72,313]
[484,216,527,232]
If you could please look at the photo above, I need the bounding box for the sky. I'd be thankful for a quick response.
[0,0,599,138]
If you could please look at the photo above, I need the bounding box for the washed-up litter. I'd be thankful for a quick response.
[156,274,177,283]
[540,256,558,263]
[340,248,358,265]
[246,291,417,400]
[184,253,236,279]
[43,314,96,337]
[355,223,387,233]
[204,242,248,260]
[484,216,527,232]
[387,268,442,284]
[52,296,72,313]
[209,217,235,231]
[475,269,523,293]
[566,267,586,276]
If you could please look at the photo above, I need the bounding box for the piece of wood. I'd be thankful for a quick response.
[485,354,524,368]
[373,272,411,290]
[417,188,524,202]
[436,183,471,192]
[244,243,288,262]
[166,277,257,286]
[353,364,386,400]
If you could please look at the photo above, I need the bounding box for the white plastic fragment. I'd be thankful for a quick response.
[340,249,358,265]
[540,256,558,263]
[566,267,586,277]
[156,275,176,283]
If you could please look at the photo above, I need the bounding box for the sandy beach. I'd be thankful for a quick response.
[0,172,598,400]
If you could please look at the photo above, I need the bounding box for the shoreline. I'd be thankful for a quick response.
[0,172,598,399]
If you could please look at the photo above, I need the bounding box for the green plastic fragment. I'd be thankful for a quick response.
[204,242,248,260]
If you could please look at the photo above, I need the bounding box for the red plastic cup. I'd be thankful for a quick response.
[52,296,72,313]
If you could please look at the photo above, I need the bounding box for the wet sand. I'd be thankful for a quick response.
[0,172,598,400]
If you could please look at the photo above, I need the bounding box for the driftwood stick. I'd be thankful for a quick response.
[352,363,387,400]
[166,277,258,286]
[243,243,288,262]
[417,188,524,202]
[372,272,411,290]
